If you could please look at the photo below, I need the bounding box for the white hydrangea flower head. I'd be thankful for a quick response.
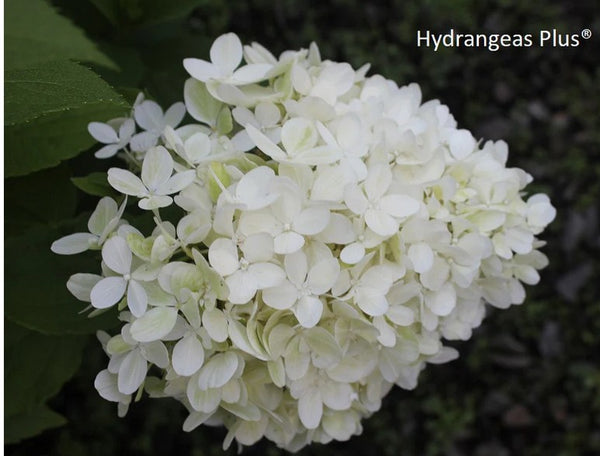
[55,33,556,452]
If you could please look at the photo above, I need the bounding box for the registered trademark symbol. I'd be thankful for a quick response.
[581,29,592,39]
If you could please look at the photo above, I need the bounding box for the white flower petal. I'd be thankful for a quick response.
[140,341,169,368]
[232,106,256,127]
[294,295,323,328]
[88,197,118,236]
[291,64,312,95]
[505,227,534,255]
[298,389,323,429]
[230,64,272,84]
[307,258,339,294]
[90,276,127,309]
[95,143,121,159]
[284,340,310,380]
[228,319,265,359]
[208,238,239,276]
[94,370,126,403]
[424,284,457,316]
[293,207,330,235]
[130,306,178,342]
[515,264,540,285]
[284,250,308,286]
[365,209,398,236]
[173,334,205,376]
[225,271,258,304]
[293,145,341,165]
[51,233,97,255]
[428,347,459,364]
[135,100,164,132]
[138,195,173,210]
[379,194,420,218]
[187,382,221,413]
[262,281,298,310]
[373,316,396,347]
[245,124,287,161]
[88,122,118,144]
[107,168,147,196]
[197,351,239,390]
[321,381,353,410]
[102,236,132,275]
[202,308,229,342]
[281,117,319,154]
[421,257,450,291]
[183,412,213,432]
[267,359,286,388]
[240,233,274,263]
[118,349,147,395]
[157,170,196,195]
[249,262,286,289]
[449,129,476,160]
[271,188,301,224]
[177,212,211,245]
[304,327,342,368]
[255,102,280,126]
[183,79,224,127]
[126,280,148,318]
[67,273,102,302]
[365,164,392,201]
[318,213,355,244]
[312,164,354,202]
[344,184,368,215]
[379,347,411,382]
[385,305,415,326]
[267,324,295,358]
[408,243,434,273]
[183,58,220,82]
[210,33,243,75]
[119,118,135,140]
[340,242,365,265]
[469,211,506,233]
[141,146,173,192]
[164,102,186,128]
[238,211,280,237]
[527,194,556,228]
[129,131,158,152]
[274,231,305,255]
[184,132,211,162]
[235,166,277,210]
[322,412,358,441]
[356,288,388,316]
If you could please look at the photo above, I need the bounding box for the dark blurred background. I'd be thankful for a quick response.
[6,0,600,455]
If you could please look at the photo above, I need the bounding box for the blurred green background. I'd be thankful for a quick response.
[4,0,600,455]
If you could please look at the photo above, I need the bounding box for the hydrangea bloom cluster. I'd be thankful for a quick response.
[52,33,556,451]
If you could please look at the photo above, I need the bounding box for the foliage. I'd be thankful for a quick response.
[4,0,599,454]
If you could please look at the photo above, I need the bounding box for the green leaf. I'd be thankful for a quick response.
[5,163,78,237]
[5,60,129,177]
[5,60,128,126]
[5,217,119,335]
[90,0,204,27]
[5,0,115,70]
[88,0,120,26]
[4,406,67,444]
[71,172,118,197]
[4,321,87,414]
[4,320,88,443]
